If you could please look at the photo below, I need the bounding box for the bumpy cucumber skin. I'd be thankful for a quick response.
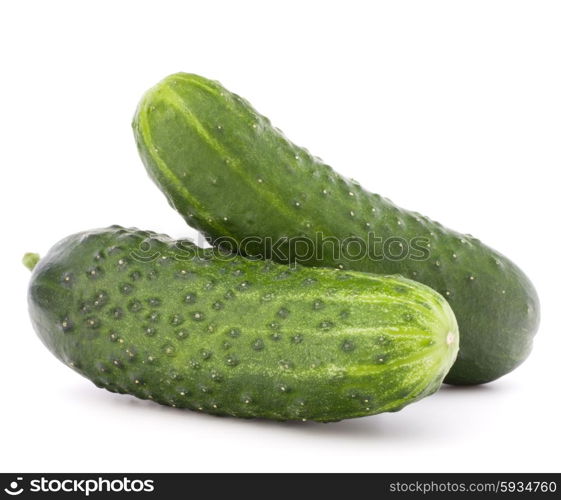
[28,226,458,422]
[132,73,540,385]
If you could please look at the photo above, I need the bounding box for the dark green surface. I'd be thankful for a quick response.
[27,226,458,422]
[132,73,540,385]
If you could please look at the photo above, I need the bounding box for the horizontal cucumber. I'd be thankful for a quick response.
[132,73,540,385]
[27,226,458,422]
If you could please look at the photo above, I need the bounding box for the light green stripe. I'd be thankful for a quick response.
[347,346,440,377]
[138,101,236,240]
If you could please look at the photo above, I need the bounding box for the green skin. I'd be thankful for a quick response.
[132,73,540,385]
[27,226,458,422]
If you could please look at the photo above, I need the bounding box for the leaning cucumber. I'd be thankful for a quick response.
[27,226,458,422]
[132,73,539,385]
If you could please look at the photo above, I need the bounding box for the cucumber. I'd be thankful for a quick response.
[132,73,539,385]
[27,226,458,422]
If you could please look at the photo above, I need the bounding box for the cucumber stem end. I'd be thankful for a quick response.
[23,252,40,271]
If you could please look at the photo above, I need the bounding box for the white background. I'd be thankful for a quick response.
[1,1,559,473]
